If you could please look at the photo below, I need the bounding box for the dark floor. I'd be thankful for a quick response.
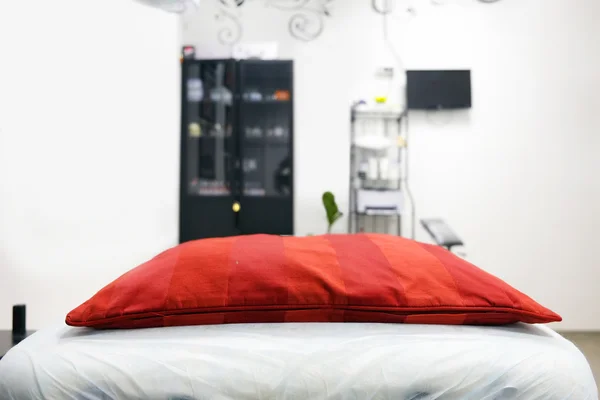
[560,332,600,391]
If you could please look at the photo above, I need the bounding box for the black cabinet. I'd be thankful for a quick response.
[179,59,294,242]
[0,331,35,360]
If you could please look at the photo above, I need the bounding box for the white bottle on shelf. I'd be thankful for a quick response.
[368,158,379,180]
[379,158,389,180]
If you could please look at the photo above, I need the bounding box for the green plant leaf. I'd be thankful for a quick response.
[322,191,343,233]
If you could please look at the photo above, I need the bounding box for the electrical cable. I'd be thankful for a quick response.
[380,1,405,73]
[371,0,395,15]
[381,12,398,99]
[371,0,500,239]
[403,111,416,239]
[372,0,417,239]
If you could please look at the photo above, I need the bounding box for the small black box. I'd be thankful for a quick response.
[12,304,26,338]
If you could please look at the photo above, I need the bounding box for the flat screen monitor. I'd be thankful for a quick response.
[406,70,471,110]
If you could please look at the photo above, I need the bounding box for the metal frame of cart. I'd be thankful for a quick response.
[348,103,415,238]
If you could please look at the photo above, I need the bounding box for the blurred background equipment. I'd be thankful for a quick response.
[420,218,465,252]
[179,59,294,241]
[348,102,413,237]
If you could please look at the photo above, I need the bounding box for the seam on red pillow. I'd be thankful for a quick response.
[161,244,183,315]
[70,303,560,324]
[325,234,408,307]
[418,242,522,310]
[321,236,349,305]
[68,304,560,327]
[370,236,467,308]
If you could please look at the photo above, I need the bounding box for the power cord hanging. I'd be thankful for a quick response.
[372,0,417,239]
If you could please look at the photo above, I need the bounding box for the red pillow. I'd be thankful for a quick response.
[66,234,561,329]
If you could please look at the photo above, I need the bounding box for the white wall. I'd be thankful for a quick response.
[0,0,597,331]
[0,0,180,329]
[183,0,600,330]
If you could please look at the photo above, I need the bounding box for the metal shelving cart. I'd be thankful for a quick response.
[348,103,415,237]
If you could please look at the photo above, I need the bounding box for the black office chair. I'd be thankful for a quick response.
[420,218,465,254]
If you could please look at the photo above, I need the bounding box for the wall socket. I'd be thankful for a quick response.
[375,67,394,79]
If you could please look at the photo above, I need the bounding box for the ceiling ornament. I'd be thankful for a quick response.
[215,0,334,43]
[135,0,200,13]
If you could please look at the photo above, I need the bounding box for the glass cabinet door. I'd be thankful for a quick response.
[239,61,292,197]
[183,60,235,197]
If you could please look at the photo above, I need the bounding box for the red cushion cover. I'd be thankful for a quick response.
[66,234,561,329]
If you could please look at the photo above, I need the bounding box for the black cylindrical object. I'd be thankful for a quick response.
[12,304,26,337]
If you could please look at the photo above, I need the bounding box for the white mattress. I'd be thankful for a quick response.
[0,323,596,400]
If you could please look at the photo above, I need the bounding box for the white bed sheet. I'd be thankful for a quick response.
[0,323,596,400]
